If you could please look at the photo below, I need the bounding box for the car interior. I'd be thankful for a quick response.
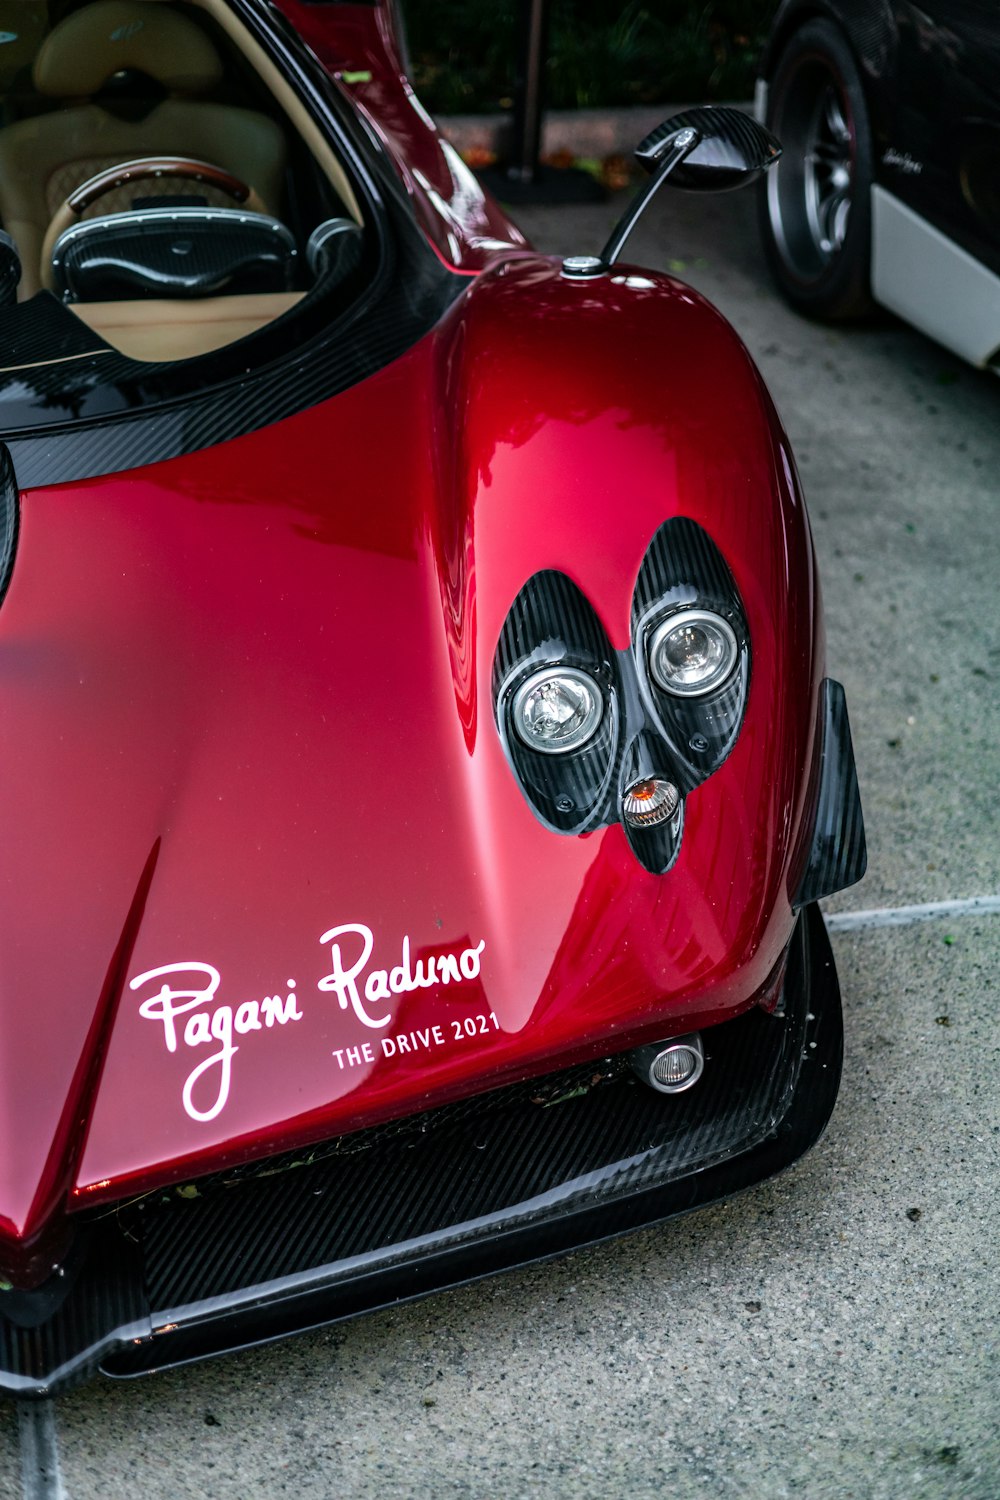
[0,0,367,361]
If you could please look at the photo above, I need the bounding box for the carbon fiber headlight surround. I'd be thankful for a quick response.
[493,572,622,836]
[493,519,751,873]
[631,517,751,796]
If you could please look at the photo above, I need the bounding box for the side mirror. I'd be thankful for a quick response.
[563,107,782,277]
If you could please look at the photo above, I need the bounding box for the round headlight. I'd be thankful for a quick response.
[648,610,738,697]
[511,666,603,755]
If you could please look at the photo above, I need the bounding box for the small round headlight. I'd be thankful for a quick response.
[511,666,603,755]
[648,609,738,697]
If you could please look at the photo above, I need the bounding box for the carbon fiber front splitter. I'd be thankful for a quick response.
[1,903,842,1397]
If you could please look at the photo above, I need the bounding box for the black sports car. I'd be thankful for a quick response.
[756,0,1000,369]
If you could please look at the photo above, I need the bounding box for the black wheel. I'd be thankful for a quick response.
[758,19,875,320]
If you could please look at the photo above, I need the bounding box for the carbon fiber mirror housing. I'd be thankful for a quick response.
[585,106,782,272]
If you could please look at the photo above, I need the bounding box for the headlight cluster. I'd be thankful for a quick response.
[493,518,751,874]
[514,608,739,759]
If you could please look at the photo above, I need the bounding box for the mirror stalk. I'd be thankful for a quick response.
[562,109,781,279]
[599,127,700,268]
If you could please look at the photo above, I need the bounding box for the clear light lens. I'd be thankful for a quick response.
[512,666,603,755]
[648,609,738,697]
[652,1046,698,1088]
[622,776,680,828]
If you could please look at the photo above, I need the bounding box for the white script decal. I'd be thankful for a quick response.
[130,925,488,1122]
[318,924,487,1030]
[131,962,303,1122]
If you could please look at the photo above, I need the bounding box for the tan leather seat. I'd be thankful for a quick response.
[0,2,49,94]
[0,0,287,297]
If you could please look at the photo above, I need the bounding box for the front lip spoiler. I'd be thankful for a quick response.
[1,904,842,1398]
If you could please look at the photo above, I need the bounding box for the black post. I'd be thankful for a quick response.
[476,0,605,204]
[509,0,548,185]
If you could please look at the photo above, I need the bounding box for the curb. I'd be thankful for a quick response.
[436,102,752,160]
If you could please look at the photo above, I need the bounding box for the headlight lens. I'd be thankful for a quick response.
[648,609,738,697]
[512,666,604,754]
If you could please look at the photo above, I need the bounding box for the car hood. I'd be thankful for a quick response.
[0,257,819,1280]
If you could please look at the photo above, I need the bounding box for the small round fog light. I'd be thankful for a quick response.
[652,1046,699,1089]
[622,776,680,829]
[631,1033,705,1094]
[511,666,603,755]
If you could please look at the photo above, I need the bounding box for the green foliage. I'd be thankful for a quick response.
[404,0,776,114]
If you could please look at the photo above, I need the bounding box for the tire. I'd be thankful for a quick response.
[758,18,875,320]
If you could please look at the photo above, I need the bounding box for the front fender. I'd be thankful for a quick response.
[428,253,824,1012]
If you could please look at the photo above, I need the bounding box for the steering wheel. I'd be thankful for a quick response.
[42,156,267,291]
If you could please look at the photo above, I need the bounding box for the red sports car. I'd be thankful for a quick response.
[0,0,865,1395]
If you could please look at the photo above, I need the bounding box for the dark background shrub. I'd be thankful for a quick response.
[404,1,776,114]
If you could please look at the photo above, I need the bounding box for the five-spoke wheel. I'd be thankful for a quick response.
[758,19,874,319]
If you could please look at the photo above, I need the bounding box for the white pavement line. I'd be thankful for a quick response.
[17,1401,67,1500]
[825,895,1000,932]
